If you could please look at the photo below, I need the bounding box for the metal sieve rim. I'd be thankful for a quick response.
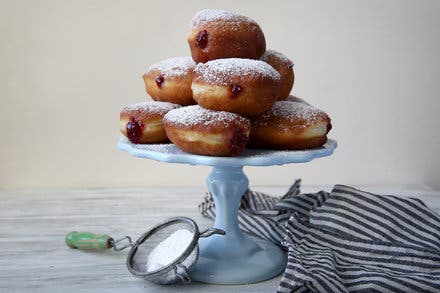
[126,216,199,278]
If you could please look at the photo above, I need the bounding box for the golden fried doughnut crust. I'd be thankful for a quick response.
[261,50,294,100]
[120,101,181,144]
[187,9,266,63]
[285,95,311,105]
[192,58,281,116]
[143,57,196,106]
[249,101,332,149]
[163,105,251,156]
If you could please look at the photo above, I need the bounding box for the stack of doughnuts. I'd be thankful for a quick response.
[120,9,332,157]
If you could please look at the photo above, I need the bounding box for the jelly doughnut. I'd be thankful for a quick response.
[191,58,281,116]
[187,9,266,63]
[163,105,251,156]
[143,57,196,106]
[120,101,181,144]
[260,50,294,100]
[249,101,332,149]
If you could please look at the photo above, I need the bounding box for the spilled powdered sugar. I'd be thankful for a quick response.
[135,142,186,154]
[261,49,294,67]
[189,9,258,30]
[121,101,181,115]
[147,57,196,77]
[261,101,327,124]
[194,58,280,85]
[164,105,249,127]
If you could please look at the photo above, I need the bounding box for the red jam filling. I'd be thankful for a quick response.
[126,117,144,144]
[230,84,243,98]
[155,75,164,88]
[195,30,208,49]
[229,129,248,156]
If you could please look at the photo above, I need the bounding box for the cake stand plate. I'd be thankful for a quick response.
[117,137,337,284]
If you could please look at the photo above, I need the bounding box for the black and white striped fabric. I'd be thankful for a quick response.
[199,181,440,292]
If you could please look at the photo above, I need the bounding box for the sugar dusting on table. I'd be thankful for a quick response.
[146,229,193,272]
[194,58,280,85]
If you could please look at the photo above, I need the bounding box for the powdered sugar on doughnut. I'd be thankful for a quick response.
[147,57,196,77]
[285,95,311,106]
[164,105,249,127]
[122,101,181,115]
[261,50,294,67]
[194,58,280,85]
[261,101,328,125]
[189,9,258,30]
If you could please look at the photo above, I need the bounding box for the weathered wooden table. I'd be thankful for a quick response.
[1,186,439,292]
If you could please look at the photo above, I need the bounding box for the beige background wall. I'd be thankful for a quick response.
[1,0,439,190]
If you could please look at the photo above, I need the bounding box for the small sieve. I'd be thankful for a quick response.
[65,217,225,284]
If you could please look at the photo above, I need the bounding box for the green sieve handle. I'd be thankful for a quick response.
[65,231,113,250]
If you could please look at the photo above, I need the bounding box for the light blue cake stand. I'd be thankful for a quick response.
[117,137,337,284]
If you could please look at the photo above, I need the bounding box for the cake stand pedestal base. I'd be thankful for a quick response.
[189,166,286,284]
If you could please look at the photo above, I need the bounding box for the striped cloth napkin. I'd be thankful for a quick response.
[199,180,440,292]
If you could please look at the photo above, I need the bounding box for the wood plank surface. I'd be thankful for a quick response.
[1,185,439,292]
